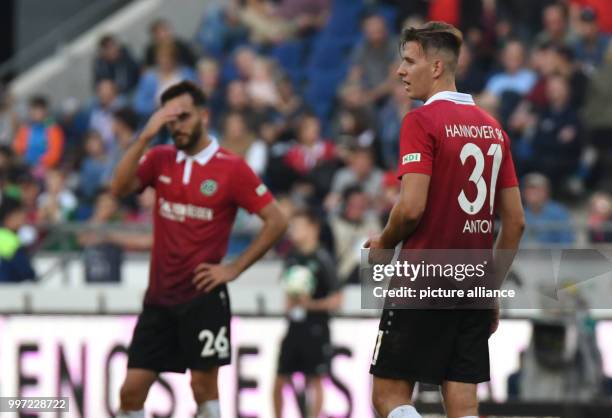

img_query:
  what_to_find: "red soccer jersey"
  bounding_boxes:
[397,91,519,250]
[136,141,274,305]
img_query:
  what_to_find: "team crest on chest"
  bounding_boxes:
[200,179,218,196]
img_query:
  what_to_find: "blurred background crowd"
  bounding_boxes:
[0,0,611,282]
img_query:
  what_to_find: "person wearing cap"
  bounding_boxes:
[521,173,575,245]
[572,7,610,71]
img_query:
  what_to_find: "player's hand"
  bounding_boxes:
[192,262,241,292]
[141,104,183,141]
[364,235,393,265]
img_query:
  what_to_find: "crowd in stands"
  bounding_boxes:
[1,0,612,282]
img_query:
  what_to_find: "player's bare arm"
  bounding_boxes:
[365,173,430,251]
[110,104,183,197]
[193,201,288,292]
[490,186,525,333]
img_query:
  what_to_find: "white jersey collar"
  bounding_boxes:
[176,138,219,166]
[424,91,475,106]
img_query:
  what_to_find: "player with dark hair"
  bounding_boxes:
[365,22,525,418]
[273,208,343,418]
[111,80,288,418]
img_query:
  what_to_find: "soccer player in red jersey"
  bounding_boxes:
[365,23,526,418]
[110,81,287,418]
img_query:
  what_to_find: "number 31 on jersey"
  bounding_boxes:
[458,143,502,216]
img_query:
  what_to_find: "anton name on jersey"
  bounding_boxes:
[463,219,492,234]
[445,124,504,141]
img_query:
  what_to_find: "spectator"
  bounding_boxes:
[58,97,88,159]
[247,58,280,107]
[102,107,139,185]
[456,43,487,96]
[85,79,126,149]
[196,58,224,128]
[37,169,78,224]
[329,186,381,283]
[569,0,612,34]
[587,192,612,242]
[349,14,397,105]
[284,113,336,176]
[221,112,268,175]
[325,146,383,212]
[333,81,377,148]
[0,86,17,146]
[524,43,588,111]
[0,196,35,283]
[483,40,538,100]
[275,0,330,35]
[239,0,296,46]
[80,190,152,254]
[144,19,196,68]
[93,35,140,94]
[13,96,65,174]
[232,46,259,81]
[126,187,156,225]
[8,169,40,227]
[133,42,196,119]
[220,80,257,132]
[274,76,305,124]
[529,74,582,189]
[521,173,575,245]
[378,80,414,169]
[534,2,575,47]
[582,43,612,179]
[572,7,610,73]
[78,191,145,282]
[194,1,249,58]
[78,131,109,208]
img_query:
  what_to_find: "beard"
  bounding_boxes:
[172,121,202,152]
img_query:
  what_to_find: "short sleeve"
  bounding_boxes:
[497,132,519,189]
[232,158,274,214]
[136,147,162,191]
[396,113,434,178]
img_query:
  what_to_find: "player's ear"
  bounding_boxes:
[431,58,444,79]
[200,108,210,125]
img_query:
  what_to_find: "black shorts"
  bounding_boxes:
[127,288,231,373]
[278,321,332,376]
[369,309,494,385]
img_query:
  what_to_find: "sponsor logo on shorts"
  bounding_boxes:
[402,153,421,165]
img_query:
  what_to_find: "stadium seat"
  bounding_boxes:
[308,40,350,69]
[271,40,306,71]
[304,67,348,125]
[271,40,308,88]
[321,0,364,43]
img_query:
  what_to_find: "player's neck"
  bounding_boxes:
[425,80,458,102]
[185,134,212,156]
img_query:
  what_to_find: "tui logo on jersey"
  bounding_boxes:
[200,179,218,196]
